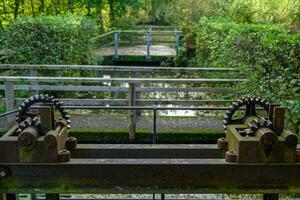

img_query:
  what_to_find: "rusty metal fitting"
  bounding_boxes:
[282,131,298,148]
[257,128,277,151]
[44,134,57,148]
[65,137,77,150]
[217,137,228,150]
[225,150,238,163]
[296,150,300,162]
[17,127,38,151]
[58,150,71,162]
[55,119,68,130]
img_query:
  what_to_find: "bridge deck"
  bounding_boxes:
[95,45,176,57]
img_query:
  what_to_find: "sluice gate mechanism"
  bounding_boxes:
[0,95,300,200]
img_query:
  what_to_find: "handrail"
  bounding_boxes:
[0,76,246,83]
[90,31,115,41]
[0,64,240,72]
[90,28,182,59]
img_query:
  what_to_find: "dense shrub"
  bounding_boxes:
[194,17,300,133]
[195,17,237,67]
[4,15,97,65]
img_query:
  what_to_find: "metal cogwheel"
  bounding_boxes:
[223,96,270,130]
[239,117,273,137]
[15,94,71,134]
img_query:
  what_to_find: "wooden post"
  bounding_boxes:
[135,71,142,117]
[146,28,151,60]
[175,28,180,54]
[45,194,59,200]
[30,68,38,95]
[4,81,15,111]
[114,31,119,60]
[128,83,136,140]
[112,71,121,98]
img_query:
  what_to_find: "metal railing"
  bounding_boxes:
[90,28,182,59]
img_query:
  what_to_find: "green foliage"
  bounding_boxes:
[4,15,97,64]
[194,17,300,133]
[228,0,255,23]
[195,17,236,67]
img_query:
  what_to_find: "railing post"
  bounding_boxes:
[146,28,152,60]
[114,31,119,60]
[152,108,157,144]
[135,71,141,117]
[128,83,136,140]
[45,194,60,200]
[175,28,180,54]
[4,81,15,112]
[30,68,38,95]
[4,81,15,123]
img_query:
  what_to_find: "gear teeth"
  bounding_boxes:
[225,110,232,115]
[15,94,72,134]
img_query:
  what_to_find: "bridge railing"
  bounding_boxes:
[91,28,182,60]
[0,64,242,112]
[0,64,244,136]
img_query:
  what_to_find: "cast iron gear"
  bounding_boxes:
[15,94,71,134]
[239,117,273,137]
[223,96,270,130]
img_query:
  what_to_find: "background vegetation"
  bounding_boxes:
[0,0,299,133]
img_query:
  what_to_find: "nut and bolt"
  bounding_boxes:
[44,135,57,148]
[225,150,238,163]
[217,137,228,150]
[65,137,77,151]
[58,149,71,162]
[20,136,32,146]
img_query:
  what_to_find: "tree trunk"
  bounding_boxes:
[30,0,35,17]
[14,0,20,19]
[97,2,104,32]
[108,0,115,22]
[68,0,74,13]
[39,0,45,13]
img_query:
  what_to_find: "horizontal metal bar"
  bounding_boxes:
[0,64,240,72]
[0,76,246,83]
[12,98,233,106]
[0,85,233,93]
[71,144,222,159]
[120,30,182,34]
[63,106,232,111]
[0,109,18,117]
[90,31,116,40]
[2,159,300,193]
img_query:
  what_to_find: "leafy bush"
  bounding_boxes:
[195,17,236,67]
[4,15,97,65]
[194,17,300,134]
